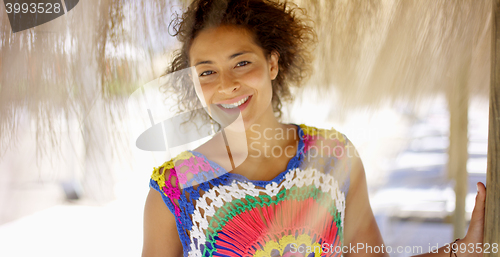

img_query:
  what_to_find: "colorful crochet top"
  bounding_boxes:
[150,124,354,257]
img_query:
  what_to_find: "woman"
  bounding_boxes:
[142,0,486,256]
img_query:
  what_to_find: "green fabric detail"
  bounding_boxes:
[202,185,344,256]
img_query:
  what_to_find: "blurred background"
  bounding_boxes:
[0,0,492,256]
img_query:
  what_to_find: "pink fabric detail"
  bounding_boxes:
[304,134,347,160]
[334,143,344,157]
[161,169,182,219]
[175,156,212,184]
[302,134,316,153]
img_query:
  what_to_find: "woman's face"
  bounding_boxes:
[189,25,279,128]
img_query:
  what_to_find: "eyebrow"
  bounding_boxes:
[194,51,251,66]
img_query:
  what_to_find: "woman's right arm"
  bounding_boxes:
[142,188,183,257]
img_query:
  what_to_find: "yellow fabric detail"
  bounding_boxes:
[151,164,168,191]
[254,240,281,257]
[177,151,194,160]
[150,151,195,191]
[253,234,322,257]
[299,124,346,145]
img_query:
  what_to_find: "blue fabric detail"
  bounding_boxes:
[188,124,305,188]
[149,178,191,256]
[213,232,242,256]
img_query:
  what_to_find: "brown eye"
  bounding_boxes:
[235,61,250,67]
[200,70,215,76]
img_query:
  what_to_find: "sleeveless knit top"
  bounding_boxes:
[149,124,354,257]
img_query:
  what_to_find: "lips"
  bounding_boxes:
[213,95,253,115]
[219,96,250,109]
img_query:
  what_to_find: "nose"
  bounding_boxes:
[218,72,240,94]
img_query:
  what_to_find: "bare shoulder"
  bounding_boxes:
[342,140,387,256]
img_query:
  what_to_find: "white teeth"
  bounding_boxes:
[220,96,249,109]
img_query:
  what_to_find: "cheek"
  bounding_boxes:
[203,87,217,104]
[195,84,216,106]
[242,67,273,96]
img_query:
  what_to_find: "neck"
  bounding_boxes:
[195,106,298,173]
[240,107,298,161]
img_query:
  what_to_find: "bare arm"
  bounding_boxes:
[142,188,183,257]
[344,152,388,257]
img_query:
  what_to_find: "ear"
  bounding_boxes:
[268,50,279,80]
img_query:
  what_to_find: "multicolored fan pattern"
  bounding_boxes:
[150,124,351,257]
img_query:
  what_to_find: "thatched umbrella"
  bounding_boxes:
[0,0,495,241]
[297,0,491,239]
[0,0,177,202]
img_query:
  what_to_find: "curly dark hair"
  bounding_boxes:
[164,0,316,126]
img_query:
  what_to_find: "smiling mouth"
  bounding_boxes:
[219,96,250,109]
